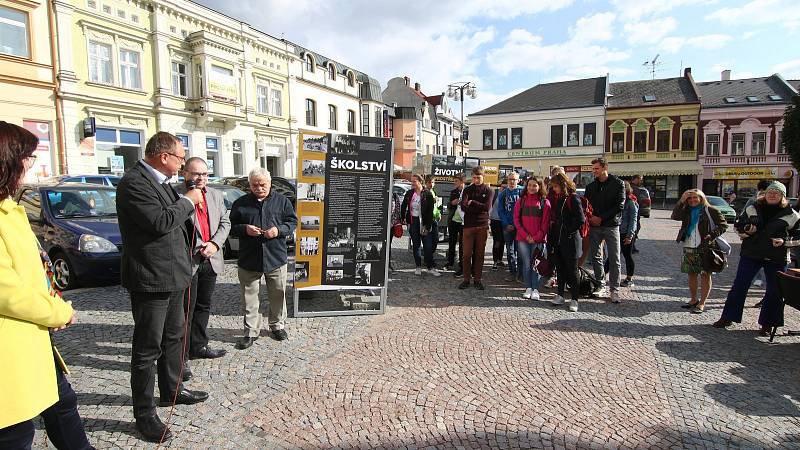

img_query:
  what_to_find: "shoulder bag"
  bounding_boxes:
[701,207,728,273]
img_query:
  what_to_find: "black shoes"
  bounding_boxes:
[182,362,192,382]
[159,388,209,406]
[190,346,227,359]
[236,336,257,350]
[458,280,470,289]
[453,270,463,278]
[136,414,172,442]
[474,281,485,290]
[272,329,288,341]
[712,319,733,329]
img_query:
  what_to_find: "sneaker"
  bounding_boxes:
[491,262,500,271]
[415,267,422,276]
[474,281,485,290]
[610,291,621,303]
[427,268,442,277]
[444,264,453,271]
[753,279,764,287]
[458,280,471,289]
[568,300,579,312]
[453,270,463,278]
[522,288,533,299]
[620,278,634,288]
[530,289,540,301]
[592,286,609,298]
[551,294,565,305]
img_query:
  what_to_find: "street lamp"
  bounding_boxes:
[447,81,477,155]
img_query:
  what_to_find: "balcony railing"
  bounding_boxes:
[700,154,792,166]
[607,150,696,161]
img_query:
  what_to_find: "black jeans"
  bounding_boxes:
[622,242,635,277]
[447,220,463,268]
[0,360,94,449]
[130,290,185,419]
[555,253,579,301]
[490,219,504,263]
[185,260,218,354]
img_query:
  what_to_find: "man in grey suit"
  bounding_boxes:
[116,132,207,443]
[175,157,230,377]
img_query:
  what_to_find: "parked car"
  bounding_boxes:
[730,196,749,216]
[55,174,122,187]
[210,183,246,259]
[15,183,121,290]
[706,195,738,224]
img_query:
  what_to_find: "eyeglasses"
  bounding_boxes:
[163,152,186,163]
[188,172,209,178]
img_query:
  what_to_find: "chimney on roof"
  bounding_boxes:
[721,70,731,81]
[414,82,421,92]
[403,76,410,86]
[684,67,692,77]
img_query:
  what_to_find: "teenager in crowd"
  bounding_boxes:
[514,176,551,300]
[548,173,585,312]
[489,179,506,271]
[459,167,494,290]
[400,175,441,277]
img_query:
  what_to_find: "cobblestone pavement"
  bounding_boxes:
[34,209,800,449]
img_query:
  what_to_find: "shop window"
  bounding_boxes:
[634,131,647,153]
[583,123,596,146]
[497,129,508,149]
[656,130,670,152]
[550,125,563,147]
[566,124,579,147]
[731,133,745,155]
[611,133,624,153]
[681,129,695,151]
[483,129,493,150]
[511,128,522,149]
[751,132,766,155]
[705,134,720,156]
[95,127,141,173]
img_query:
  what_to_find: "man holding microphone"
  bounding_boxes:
[116,132,208,443]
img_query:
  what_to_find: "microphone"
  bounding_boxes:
[186,179,204,210]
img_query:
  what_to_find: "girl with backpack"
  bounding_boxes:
[548,173,586,312]
[400,175,441,277]
[513,177,551,300]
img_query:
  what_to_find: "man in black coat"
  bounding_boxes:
[116,132,207,443]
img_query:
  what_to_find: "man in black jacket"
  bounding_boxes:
[446,174,465,274]
[230,168,297,349]
[116,132,207,443]
[584,157,626,302]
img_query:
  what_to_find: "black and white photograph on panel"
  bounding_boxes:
[300,215,321,231]
[327,226,355,249]
[333,134,358,155]
[303,134,328,153]
[299,236,320,256]
[297,183,326,202]
[326,254,344,268]
[326,270,344,282]
[302,159,325,178]
[294,261,309,283]
[356,241,384,261]
[355,263,371,286]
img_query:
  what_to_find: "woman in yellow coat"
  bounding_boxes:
[0,122,93,448]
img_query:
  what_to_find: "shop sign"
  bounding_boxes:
[563,165,581,172]
[506,149,567,158]
[712,167,776,179]
[22,120,53,178]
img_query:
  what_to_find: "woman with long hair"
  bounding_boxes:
[0,122,93,448]
[513,177,551,300]
[671,188,727,313]
[619,181,639,287]
[400,174,441,277]
[714,182,800,334]
[548,173,585,312]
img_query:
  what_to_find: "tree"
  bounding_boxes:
[785,94,800,171]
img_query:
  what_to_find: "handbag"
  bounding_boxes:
[392,223,403,238]
[705,208,732,255]
[532,245,553,277]
[701,207,727,273]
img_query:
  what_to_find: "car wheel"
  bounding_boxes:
[51,251,78,291]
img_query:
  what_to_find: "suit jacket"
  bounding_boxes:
[116,161,195,292]
[0,198,74,429]
[175,184,231,275]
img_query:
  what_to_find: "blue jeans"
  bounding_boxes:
[409,217,435,269]
[721,255,787,327]
[517,241,544,290]
[503,228,518,275]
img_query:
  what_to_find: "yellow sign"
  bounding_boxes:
[483,164,499,185]
[712,167,776,179]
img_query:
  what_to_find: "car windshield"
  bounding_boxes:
[47,188,117,218]
[707,196,728,207]
[218,187,245,209]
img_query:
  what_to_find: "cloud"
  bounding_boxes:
[623,17,677,45]
[774,59,800,78]
[659,34,733,53]
[611,0,714,20]
[706,0,800,30]
[570,12,616,42]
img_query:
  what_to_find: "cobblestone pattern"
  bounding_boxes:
[33,210,800,449]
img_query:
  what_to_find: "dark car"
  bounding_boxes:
[210,183,246,259]
[15,183,121,290]
[56,174,122,187]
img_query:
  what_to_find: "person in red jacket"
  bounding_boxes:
[458,166,494,290]
[513,177,551,300]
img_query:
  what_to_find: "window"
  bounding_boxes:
[497,129,508,149]
[131,14,139,23]
[566,124,579,147]
[769,95,783,101]
[95,127,142,173]
[746,96,759,103]
[206,137,219,177]
[102,4,111,13]
[611,133,625,153]
[705,134,720,156]
[329,104,337,130]
[483,129,493,150]
[117,9,125,19]
[752,132,766,155]
[256,85,268,114]
[305,99,316,126]
[88,41,113,84]
[304,54,314,72]
[171,61,187,96]
[374,106,382,137]
[170,26,176,33]
[87,0,97,8]
[634,131,647,152]
[656,130,670,151]
[347,71,355,87]
[511,128,522,149]
[643,94,656,102]
[550,125,563,147]
[176,134,190,151]
[328,63,336,80]
[361,104,370,135]
[681,129,695,151]
[18,189,41,219]
[778,131,786,154]
[181,30,187,38]
[0,6,29,58]
[731,133,745,155]
[583,123,596,146]
[119,49,141,89]
[232,140,243,176]
[347,110,356,133]
[270,88,282,116]
[724,97,737,104]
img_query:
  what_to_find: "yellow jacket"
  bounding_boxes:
[0,198,73,429]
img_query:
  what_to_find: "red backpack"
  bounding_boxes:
[567,194,593,238]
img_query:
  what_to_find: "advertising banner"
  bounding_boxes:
[22,120,53,179]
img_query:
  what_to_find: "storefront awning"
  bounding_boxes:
[611,161,702,177]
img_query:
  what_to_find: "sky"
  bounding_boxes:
[196,0,800,116]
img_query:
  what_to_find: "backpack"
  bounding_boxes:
[566,194,593,238]
[570,266,602,298]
